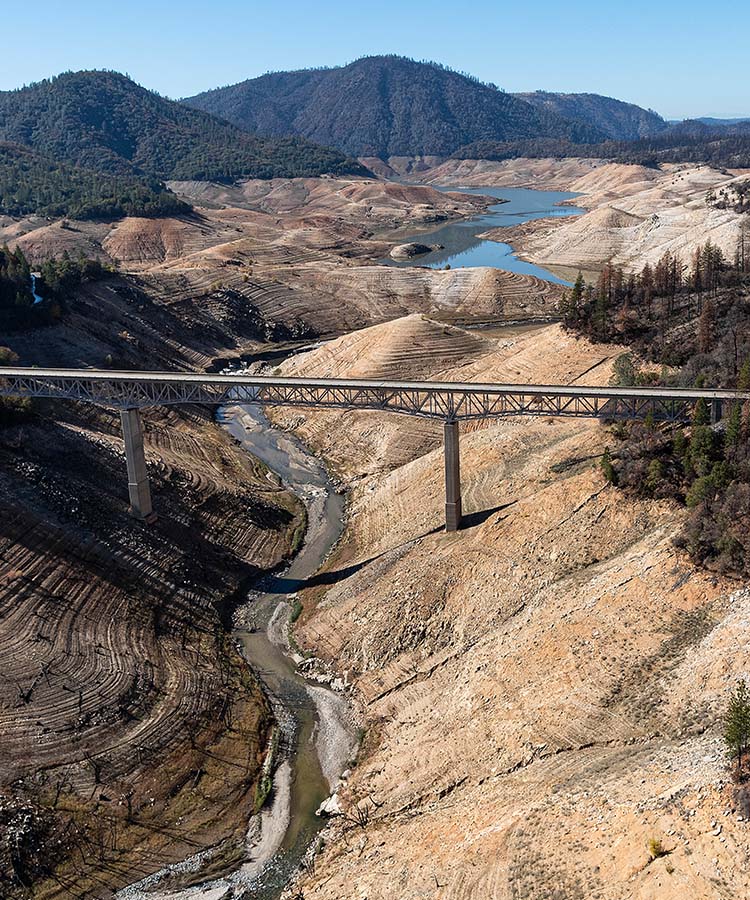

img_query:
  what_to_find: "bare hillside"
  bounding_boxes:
[423,158,750,271]
[275,319,749,900]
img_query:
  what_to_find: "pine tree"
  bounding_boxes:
[562,271,585,326]
[724,679,750,776]
[726,402,743,450]
[600,447,617,484]
[738,358,750,391]
[693,398,710,426]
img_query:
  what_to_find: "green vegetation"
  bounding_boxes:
[0,70,368,219]
[648,837,668,860]
[724,679,750,775]
[514,91,668,141]
[0,245,106,331]
[565,240,750,577]
[600,447,617,485]
[0,346,32,424]
[453,122,750,170]
[289,598,304,624]
[253,726,280,813]
[184,55,603,159]
[0,142,190,220]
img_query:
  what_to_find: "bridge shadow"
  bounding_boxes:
[460,500,516,529]
[258,557,380,596]
[258,501,513,596]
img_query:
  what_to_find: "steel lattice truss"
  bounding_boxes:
[1,368,747,423]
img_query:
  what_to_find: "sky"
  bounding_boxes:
[1,0,747,119]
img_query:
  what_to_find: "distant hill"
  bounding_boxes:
[0,142,190,220]
[453,124,750,170]
[0,71,368,184]
[513,91,668,140]
[694,116,750,126]
[184,56,605,158]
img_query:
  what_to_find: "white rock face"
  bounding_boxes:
[316,792,343,816]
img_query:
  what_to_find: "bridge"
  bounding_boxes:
[1,367,747,531]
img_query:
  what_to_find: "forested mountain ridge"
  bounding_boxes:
[0,142,190,219]
[513,91,668,140]
[183,55,605,158]
[452,126,750,170]
[0,71,368,183]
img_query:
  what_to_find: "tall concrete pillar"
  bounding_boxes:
[120,408,155,522]
[444,420,462,532]
[710,398,723,425]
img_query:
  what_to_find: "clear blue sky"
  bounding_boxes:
[1,0,747,119]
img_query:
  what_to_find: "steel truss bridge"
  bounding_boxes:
[1,368,747,531]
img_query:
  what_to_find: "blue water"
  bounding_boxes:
[30,273,43,305]
[383,186,583,285]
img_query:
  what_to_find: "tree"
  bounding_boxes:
[725,402,743,450]
[561,271,585,326]
[645,459,665,496]
[611,352,638,386]
[698,299,715,354]
[738,358,750,391]
[724,679,750,776]
[693,398,710,426]
[601,447,617,484]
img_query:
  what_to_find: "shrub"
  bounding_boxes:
[600,447,617,484]
[648,838,668,859]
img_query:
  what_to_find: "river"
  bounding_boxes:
[382,186,583,285]
[117,403,356,900]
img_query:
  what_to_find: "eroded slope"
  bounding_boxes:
[278,319,748,900]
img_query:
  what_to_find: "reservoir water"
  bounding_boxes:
[383,186,583,285]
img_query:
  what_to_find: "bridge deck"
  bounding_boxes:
[0,366,746,401]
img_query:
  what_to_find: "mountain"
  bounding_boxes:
[513,91,668,140]
[183,56,605,159]
[694,116,750,126]
[0,71,368,184]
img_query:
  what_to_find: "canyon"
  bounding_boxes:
[2,150,750,900]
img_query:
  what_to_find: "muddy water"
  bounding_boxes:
[219,403,351,897]
[117,404,353,900]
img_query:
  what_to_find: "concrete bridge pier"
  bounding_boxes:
[711,399,723,425]
[121,408,156,522]
[444,419,462,532]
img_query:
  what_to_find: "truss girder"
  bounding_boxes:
[0,373,731,424]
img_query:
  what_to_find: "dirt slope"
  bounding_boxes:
[275,319,748,900]
[0,401,303,897]
[0,286,306,895]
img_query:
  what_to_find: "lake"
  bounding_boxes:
[382,186,583,285]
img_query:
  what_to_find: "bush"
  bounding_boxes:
[648,838,668,860]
